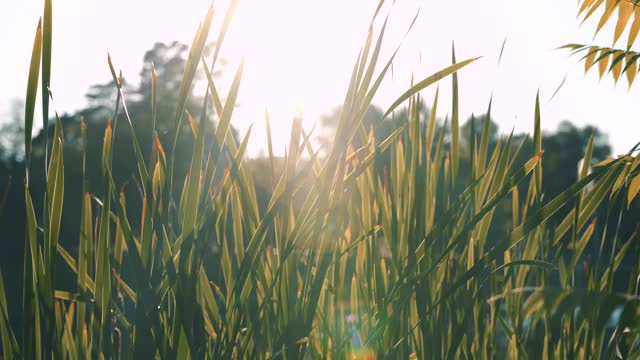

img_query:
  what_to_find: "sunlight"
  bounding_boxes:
[232,0,310,114]
[225,0,372,136]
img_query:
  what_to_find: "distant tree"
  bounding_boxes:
[64,41,238,199]
[460,113,500,167]
[498,121,614,255]
[316,105,385,152]
[0,99,26,161]
[461,114,499,146]
[315,99,437,170]
[0,41,241,337]
[542,121,610,201]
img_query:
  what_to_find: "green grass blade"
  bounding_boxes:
[41,0,52,153]
[0,269,19,359]
[24,188,43,359]
[24,19,42,183]
[451,44,460,187]
[210,0,240,67]
[533,92,542,199]
[106,60,150,194]
[174,3,214,128]
[182,103,208,237]
[360,10,420,126]
[150,63,157,167]
[382,52,478,122]
[215,60,244,147]
[92,120,114,358]
[46,117,64,283]
[201,57,223,117]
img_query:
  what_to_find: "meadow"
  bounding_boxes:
[1,0,640,359]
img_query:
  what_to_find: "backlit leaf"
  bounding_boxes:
[628,173,640,207]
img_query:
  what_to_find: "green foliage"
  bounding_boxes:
[1,1,640,359]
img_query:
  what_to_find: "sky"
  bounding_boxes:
[1,0,639,156]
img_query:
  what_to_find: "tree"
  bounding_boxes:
[0,41,238,337]
[0,99,26,161]
[460,113,500,159]
[316,105,385,152]
[542,121,610,196]
[318,98,443,147]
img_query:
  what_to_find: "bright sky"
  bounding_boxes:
[1,0,638,156]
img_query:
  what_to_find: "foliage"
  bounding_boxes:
[564,0,640,86]
[1,0,640,359]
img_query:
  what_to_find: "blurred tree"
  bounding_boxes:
[542,121,610,202]
[0,99,26,161]
[505,121,611,225]
[316,105,385,152]
[461,114,499,149]
[0,40,239,336]
[316,98,437,173]
[69,41,238,201]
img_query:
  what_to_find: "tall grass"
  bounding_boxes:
[2,0,640,358]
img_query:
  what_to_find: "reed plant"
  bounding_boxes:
[1,0,640,358]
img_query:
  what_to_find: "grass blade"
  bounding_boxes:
[24,19,42,183]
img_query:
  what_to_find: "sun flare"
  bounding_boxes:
[224,0,372,136]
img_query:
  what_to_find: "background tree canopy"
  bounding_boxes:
[0,40,238,335]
